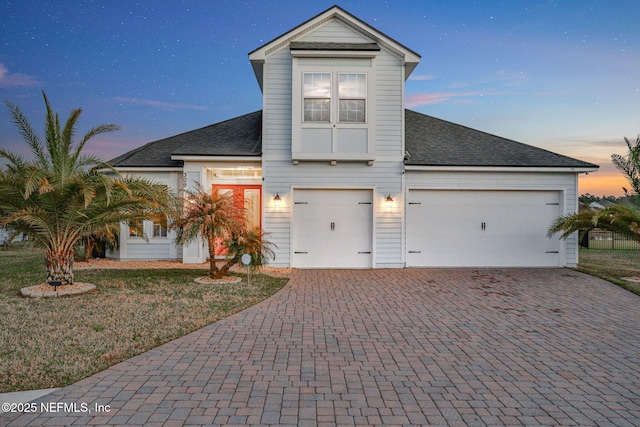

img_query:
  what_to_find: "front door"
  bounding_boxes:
[213,185,262,256]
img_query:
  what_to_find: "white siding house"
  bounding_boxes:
[109,6,597,268]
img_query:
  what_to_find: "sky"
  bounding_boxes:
[1,0,638,197]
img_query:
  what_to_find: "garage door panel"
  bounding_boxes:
[407,190,561,267]
[293,189,372,268]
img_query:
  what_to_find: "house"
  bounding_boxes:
[108,5,598,268]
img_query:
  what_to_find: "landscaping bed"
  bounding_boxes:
[0,243,288,393]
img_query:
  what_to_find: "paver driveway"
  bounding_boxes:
[3,268,640,426]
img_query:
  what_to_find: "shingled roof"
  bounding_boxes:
[109,109,596,170]
[405,109,597,168]
[109,111,262,168]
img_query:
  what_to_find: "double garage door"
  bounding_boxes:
[406,190,562,267]
[291,189,562,268]
[292,189,373,268]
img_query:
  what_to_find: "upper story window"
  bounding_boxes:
[338,73,366,123]
[303,73,331,122]
[290,43,379,162]
[303,72,366,123]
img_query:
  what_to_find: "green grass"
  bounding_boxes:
[0,243,288,393]
[577,248,640,295]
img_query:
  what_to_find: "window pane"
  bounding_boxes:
[338,73,366,122]
[153,224,167,237]
[303,73,331,97]
[303,73,331,122]
[153,216,167,237]
[339,99,365,122]
[339,73,366,98]
[304,99,330,122]
[129,220,144,237]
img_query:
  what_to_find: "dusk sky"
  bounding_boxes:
[1,1,638,196]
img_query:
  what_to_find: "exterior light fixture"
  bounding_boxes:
[386,194,393,208]
[274,193,281,207]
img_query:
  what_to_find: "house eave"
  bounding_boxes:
[404,165,599,173]
[290,49,379,59]
[112,166,184,172]
[170,155,262,163]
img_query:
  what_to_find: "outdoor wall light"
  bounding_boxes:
[386,194,394,208]
[274,193,281,207]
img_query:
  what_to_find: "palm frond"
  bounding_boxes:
[0,148,27,171]
[612,135,640,202]
[5,99,48,168]
[549,205,640,242]
[77,124,120,154]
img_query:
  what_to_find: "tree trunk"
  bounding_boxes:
[45,248,75,286]
[207,237,222,279]
[216,257,239,278]
[83,237,95,262]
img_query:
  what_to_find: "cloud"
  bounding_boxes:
[113,97,208,111]
[544,136,629,153]
[0,64,41,88]
[408,74,438,81]
[405,91,485,107]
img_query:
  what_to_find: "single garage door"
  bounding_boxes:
[406,190,562,267]
[292,189,373,268]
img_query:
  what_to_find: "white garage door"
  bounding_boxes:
[292,189,373,268]
[406,190,562,267]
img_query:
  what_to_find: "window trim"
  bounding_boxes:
[338,72,367,123]
[302,71,367,124]
[303,72,332,123]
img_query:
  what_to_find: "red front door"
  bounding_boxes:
[213,185,262,256]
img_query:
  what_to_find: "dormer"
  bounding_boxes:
[249,6,421,164]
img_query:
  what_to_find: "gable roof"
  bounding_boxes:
[109,109,597,171]
[249,5,421,90]
[108,111,261,168]
[404,109,598,169]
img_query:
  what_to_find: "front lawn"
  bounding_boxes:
[577,248,640,295]
[0,243,288,393]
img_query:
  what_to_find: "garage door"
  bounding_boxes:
[406,190,562,267]
[292,189,373,268]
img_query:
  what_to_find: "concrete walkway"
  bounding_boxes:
[2,268,640,426]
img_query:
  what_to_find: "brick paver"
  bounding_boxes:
[2,268,640,426]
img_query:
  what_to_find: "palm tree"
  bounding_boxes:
[548,204,640,242]
[611,134,640,207]
[0,91,178,286]
[549,134,640,242]
[172,186,275,279]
